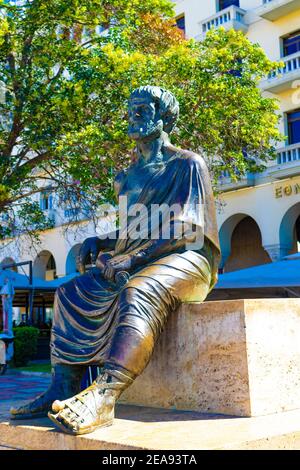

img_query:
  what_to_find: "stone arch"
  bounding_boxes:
[279,202,300,255]
[65,243,82,275]
[0,257,18,272]
[219,213,250,264]
[219,214,271,273]
[33,250,57,280]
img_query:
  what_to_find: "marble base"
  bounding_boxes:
[120,299,300,417]
[2,406,300,450]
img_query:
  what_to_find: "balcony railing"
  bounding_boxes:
[270,50,300,78]
[276,143,300,165]
[260,50,300,92]
[264,143,300,179]
[217,144,300,189]
[218,171,255,191]
[198,5,248,38]
[256,0,300,21]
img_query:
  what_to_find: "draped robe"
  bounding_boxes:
[51,151,220,366]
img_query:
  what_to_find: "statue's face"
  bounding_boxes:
[128,95,163,142]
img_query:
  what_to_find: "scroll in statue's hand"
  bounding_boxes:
[101,254,133,281]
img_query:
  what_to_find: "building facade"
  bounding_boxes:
[175,0,300,272]
[1,0,300,302]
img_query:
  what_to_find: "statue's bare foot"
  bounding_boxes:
[48,380,121,435]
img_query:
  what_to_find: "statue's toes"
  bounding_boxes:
[56,409,79,431]
[59,407,76,425]
[51,400,65,412]
[48,392,98,435]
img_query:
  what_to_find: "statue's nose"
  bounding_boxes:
[129,113,141,124]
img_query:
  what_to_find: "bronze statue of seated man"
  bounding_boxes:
[10,86,220,435]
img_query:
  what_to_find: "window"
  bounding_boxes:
[287,109,300,145]
[175,14,185,34]
[218,0,240,11]
[283,30,300,57]
[40,191,53,211]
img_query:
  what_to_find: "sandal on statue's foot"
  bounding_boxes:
[10,393,56,420]
[10,364,85,420]
[48,380,124,435]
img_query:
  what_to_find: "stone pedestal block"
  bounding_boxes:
[120,299,300,417]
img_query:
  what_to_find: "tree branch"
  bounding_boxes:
[19,152,52,170]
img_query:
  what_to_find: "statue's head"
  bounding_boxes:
[128,86,179,142]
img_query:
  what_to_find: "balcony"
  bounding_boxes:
[276,142,300,164]
[217,144,300,191]
[260,50,300,92]
[268,143,300,178]
[218,171,255,192]
[256,0,300,21]
[197,5,248,39]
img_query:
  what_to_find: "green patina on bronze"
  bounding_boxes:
[11,86,220,435]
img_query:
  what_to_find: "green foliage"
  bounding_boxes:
[157,29,283,184]
[12,326,39,367]
[14,362,51,373]
[0,1,283,239]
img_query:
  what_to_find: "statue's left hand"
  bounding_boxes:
[102,254,133,281]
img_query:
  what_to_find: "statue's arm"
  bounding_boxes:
[77,231,119,273]
[130,221,200,271]
[101,223,195,280]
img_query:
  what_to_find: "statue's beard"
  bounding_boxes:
[128,119,163,142]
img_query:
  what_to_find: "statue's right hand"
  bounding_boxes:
[77,237,103,274]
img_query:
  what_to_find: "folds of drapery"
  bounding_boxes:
[115,153,220,276]
[51,153,220,366]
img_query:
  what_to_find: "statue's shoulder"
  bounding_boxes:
[114,169,128,195]
[166,146,208,170]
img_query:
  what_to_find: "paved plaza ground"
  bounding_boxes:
[0,369,51,420]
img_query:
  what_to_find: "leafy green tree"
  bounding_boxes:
[0,0,282,243]
[159,28,283,184]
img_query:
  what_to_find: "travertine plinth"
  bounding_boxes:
[3,406,300,450]
[121,299,300,417]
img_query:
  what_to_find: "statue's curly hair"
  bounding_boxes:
[129,86,179,134]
